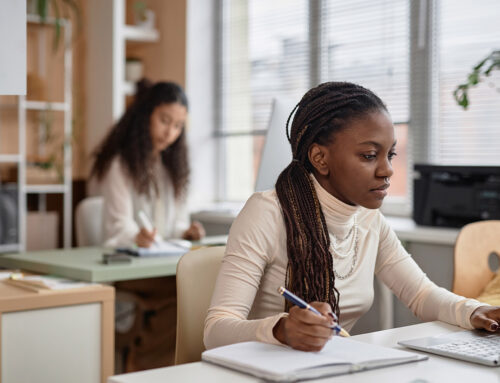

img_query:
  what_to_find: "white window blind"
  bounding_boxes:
[219,0,411,202]
[321,0,410,123]
[434,0,500,165]
[219,0,309,200]
[321,0,410,199]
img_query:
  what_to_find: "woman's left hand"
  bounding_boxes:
[470,306,500,332]
[182,221,206,241]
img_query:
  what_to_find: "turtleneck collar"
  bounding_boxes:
[311,174,360,225]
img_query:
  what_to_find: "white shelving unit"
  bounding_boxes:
[0,14,72,252]
[87,0,159,172]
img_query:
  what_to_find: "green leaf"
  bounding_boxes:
[37,0,48,21]
[52,0,62,51]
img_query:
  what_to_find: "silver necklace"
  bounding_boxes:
[331,215,359,280]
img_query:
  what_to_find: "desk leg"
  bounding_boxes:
[101,297,115,383]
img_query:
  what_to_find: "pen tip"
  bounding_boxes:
[278,286,285,294]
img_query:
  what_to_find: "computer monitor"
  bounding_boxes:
[255,98,296,192]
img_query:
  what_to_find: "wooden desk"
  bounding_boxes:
[0,281,114,383]
[107,321,499,383]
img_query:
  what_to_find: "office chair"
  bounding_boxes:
[174,246,225,365]
[75,196,104,246]
[452,220,500,298]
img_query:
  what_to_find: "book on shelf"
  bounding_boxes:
[202,337,427,382]
[4,274,98,293]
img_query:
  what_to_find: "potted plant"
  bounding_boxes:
[453,50,500,109]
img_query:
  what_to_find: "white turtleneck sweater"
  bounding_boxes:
[204,176,483,350]
[101,157,190,247]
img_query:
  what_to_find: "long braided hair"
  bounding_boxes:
[275,82,387,318]
[91,79,190,199]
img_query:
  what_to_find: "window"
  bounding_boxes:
[219,0,410,204]
[321,1,410,199]
[433,0,500,165]
[217,1,500,212]
[218,0,309,201]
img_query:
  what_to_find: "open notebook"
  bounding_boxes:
[116,239,191,258]
[202,338,427,382]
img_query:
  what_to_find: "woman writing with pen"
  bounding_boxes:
[91,79,205,248]
[204,82,500,352]
[91,79,204,369]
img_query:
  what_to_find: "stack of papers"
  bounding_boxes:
[117,239,191,258]
[5,275,97,293]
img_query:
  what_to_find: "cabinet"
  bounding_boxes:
[0,281,114,383]
[0,14,73,252]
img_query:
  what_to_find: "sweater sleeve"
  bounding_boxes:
[101,159,140,248]
[204,193,287,349]
[375,213,484,329]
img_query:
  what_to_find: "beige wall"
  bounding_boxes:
[126,0,187,88]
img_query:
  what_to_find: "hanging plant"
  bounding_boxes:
[453,50,500,110]
[29,0,82,51]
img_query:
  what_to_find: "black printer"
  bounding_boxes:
[413,164,500,228]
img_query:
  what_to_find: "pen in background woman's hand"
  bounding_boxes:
[135,227,157,248]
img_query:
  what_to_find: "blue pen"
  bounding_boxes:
[278,286,350,337]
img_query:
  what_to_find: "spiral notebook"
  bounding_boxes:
[202,338,427,382]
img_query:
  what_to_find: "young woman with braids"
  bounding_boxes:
[91,79,204,369]
[204,81,500,352]
[92,79,204,247]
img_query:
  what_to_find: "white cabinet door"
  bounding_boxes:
[2,303,102,383]
[0,0,26,95]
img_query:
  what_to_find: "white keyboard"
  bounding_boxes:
[399,330,500,366]
[428,335,500,365]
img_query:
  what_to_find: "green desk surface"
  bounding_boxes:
[0,247,181,283]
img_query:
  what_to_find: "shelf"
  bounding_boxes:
[24,184,68,194]
[123,25,159,42]
[24,101,69,112]
[0,154,21,163]
[0,243,20,254]
[27,14,69,26]
[123,81,135,96]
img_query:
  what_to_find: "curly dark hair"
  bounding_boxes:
[275,82,387,319]
[91,79,190,199]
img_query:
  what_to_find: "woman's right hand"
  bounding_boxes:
[273,302,335,352]
[135,227,157,248]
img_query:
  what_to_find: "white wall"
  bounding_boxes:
[0,0,26,95]
[186,0,218,208]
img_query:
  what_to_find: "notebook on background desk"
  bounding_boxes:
[202,337,427,382]
[116,239,191,257]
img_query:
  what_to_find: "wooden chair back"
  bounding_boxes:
[453,220,500,298]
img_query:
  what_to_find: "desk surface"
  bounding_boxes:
[0,237,228,283]
[108,321,499,383]
[0,247,181,283]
